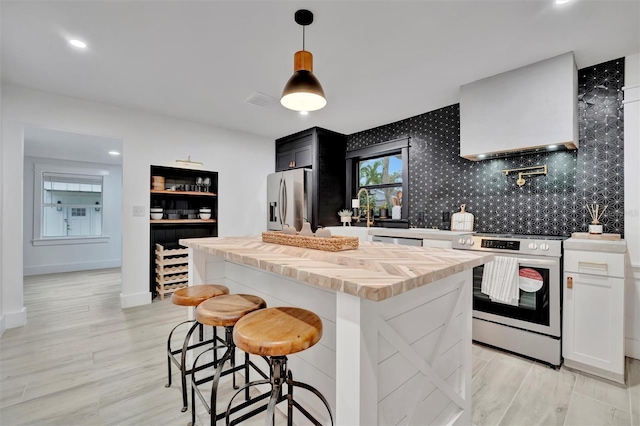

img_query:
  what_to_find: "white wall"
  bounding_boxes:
[1,84,273,328]
[23,156,123,276]
[624,53,640,359]
[0,2,4,336]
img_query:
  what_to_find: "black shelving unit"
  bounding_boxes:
[149,165,218,299]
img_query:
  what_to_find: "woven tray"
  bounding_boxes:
[262,231,359,252]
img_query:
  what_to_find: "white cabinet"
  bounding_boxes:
[563,240,627,384]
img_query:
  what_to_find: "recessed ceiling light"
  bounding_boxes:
[299,111,309,116]
[478,154,487,159]
[108,151,120,156]
[555,0,571,4]
[69,39,87,49]
[548,145,558,149]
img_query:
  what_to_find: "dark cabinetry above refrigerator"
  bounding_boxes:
[276,132,313,171]
[275,127,347,229]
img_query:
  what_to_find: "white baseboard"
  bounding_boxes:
[23,259,121,276]
[626,337,640,360]
[0,315,5,337]
[120,291,151,308]
[4,307,27,329]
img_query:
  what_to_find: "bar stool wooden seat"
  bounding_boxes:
[226,307,333,426]
[172,285,229,306]
[191,294,270,426]
[166,284,229,412]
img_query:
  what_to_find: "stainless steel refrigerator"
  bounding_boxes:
[267,169,312,231]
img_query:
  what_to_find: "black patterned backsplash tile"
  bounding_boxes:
[347,58,624,237]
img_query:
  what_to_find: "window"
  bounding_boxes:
[33,164,110,245]
[346,137,410,218]
[358,154,403,210]
[42,172,103,237]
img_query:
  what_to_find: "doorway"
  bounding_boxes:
[22,126,123,278]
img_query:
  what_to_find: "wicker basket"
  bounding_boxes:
[262,231,359,252]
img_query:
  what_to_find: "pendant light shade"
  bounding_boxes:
[281,10,327,112]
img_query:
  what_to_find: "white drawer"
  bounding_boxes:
[564,250,625,278]
[422,239,452,249]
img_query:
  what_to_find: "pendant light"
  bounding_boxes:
[281,9,327,112]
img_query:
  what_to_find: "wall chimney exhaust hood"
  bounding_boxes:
[460,52,578,161]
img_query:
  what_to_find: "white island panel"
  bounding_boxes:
[183,236,491,425]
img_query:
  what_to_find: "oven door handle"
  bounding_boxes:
[516,258,557,267]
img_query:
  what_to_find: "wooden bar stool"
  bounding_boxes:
[191,294,271,426]
[166,284,229,412]
[226,307,333,426]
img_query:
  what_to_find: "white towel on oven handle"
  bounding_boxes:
[481,256,520,306]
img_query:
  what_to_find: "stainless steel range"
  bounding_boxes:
[452,233,566,367]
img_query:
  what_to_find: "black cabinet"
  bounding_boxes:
[149,165,218,298]
[275,127,347,229]
[275,132,313,171]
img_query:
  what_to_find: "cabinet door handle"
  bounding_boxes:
[567,276,573,289]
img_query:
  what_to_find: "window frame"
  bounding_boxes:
[346,136,410,219]
[33,163,110,246]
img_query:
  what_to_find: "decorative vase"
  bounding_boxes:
[379,208,388,219]
[392,206,402,220]
[340,216,352,227]
[315,228,332,238]
[589,224,603,235]
[299,222,314,236]
[282,225,297,235]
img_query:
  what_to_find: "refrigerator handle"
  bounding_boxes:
[280,177,287,226]
[278,178,283,226]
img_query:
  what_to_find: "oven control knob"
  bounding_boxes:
[457,238,466,245]
[540,243,550,251]
[466,238,474,246]
[528,243,538,250]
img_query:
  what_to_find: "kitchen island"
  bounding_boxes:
[180,236,493,425]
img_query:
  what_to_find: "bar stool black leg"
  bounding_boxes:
[213,326,219,364]
[231,346,238,390]
[166,351,173,388]
[264,383,281,426]
[244,352,250,400]
[225,356,333,426]
[191,378,197,426]
[166,319,195,389]
[180,321,201,412]
[287,371,294,426]
[210,328,234,426]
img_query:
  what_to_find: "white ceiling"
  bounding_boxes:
[24,126,123,166]
[2,1,639,140]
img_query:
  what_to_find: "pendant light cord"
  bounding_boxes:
[302,25,306,51]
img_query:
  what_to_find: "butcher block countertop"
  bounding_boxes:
[180,236,493,301]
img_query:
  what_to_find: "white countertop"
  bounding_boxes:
[564,237,627,253]
[367,227,473,241]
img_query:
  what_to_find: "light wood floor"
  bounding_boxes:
[472,344,639,426]
[1,268,638,425]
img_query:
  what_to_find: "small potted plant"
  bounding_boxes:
[338,209,353,227]
[379,202,391,219]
